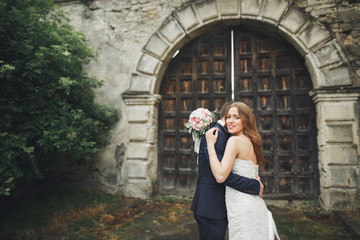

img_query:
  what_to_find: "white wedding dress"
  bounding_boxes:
[226,159,280,240]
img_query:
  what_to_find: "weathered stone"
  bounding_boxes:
[321,188,358,210]
[325,124,354,143]
[128,106,150,123]
[126,160,148,178]
[175,4,199,32]
[241,0,262,16]
[312,40,343,68]
[326,145,358,165]
[115,143,126,170]
[218,0,239,16]
[104,172,119,185]
[128,74,154,93]
[129,125,148,141]
[144,33,169,59]
[159,17,185,43]
[304,51,322,87]
[124,178,151,199]
[261,0,289,22]
[306,52,353,88]
[320,65,352,86]
[311,92,360,148]
[322,102,356,121]
[277,6,312,55]
[298,22,331,49]
[195,0,219,22]
[127,143,150,159]
[95,166,122,194]
[136,53,160,75]
[325,166,358,188]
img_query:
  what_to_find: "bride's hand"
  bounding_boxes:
[206,128,218,145]
[256,176,264,198]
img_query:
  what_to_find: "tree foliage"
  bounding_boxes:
[0,0,118,195]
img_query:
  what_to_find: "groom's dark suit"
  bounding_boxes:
[191,121,260,240]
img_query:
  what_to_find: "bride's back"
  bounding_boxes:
[231,135,257,165]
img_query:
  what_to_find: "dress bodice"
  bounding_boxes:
[232,159,258,179]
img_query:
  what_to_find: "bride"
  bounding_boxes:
[205,102,280,240]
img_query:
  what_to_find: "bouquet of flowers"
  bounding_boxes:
[186,108,217,154]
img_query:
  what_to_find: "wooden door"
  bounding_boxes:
[158,30,231,195]
[233,27,318,199]
[158,27,318,199]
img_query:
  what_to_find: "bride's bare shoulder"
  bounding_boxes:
[229,135,250,142]
[228,135,252,146]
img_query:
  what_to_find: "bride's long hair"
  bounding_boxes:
[226,102,265,170]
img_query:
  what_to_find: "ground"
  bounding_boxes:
[0,189,359,240]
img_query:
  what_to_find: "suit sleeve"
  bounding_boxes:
[222,172,260,195]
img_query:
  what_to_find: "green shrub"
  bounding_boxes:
[0,0,118,195]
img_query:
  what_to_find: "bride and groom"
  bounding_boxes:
[191,101,280,240]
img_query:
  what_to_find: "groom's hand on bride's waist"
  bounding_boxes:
[256,176,264,198]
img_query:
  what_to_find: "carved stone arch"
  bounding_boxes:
[122,0,358,209]
[124,0,353,96]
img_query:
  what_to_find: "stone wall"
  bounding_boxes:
[295,0,360,210]
[57,0,188,196]
[56,0,360,209]
[295,0,360,83]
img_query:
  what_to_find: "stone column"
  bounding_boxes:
[311,90,360,210]
[122,93,162,199]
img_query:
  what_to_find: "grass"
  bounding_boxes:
[0,188,358,240]
[275,215,354,240]
[269,205,357,240]
[0,188,116,239]
[0,188,192,240]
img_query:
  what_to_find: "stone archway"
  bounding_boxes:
[125,0,353,94]
[122,0,358,210]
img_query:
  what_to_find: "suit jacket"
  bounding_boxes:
[191,122,260,219]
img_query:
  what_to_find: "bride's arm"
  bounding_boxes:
[206,128,238,183]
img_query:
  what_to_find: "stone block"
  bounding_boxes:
[321,188,358,210]
[136,53,160,75]
[321,65,352,86]
[304,52,322,87]
[128,74,153,93]
[129,125,148,141]
[325,166,358,188]
[325,124,353,143]
[261,0,289,22]
[175,4,200,32]
[298,22,331,49]
[146,124,158,144]
[218,0,239,16]
[241,0,262,16]
[195,0,219,22]
[128,106,150,123]
[159,18,185,43]
[124,178,151,199]
[322,102,355,121]
[127,160,147,178]
[326,145,358,165]
[312,40,342,68]
[104,172,120,185]
[99,166,122,185]
[127,143,150,159]
[144,33,169,59]
[279,5,308,34]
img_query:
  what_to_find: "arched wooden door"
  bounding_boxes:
[158,27,318,199]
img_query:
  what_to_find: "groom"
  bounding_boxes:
[191,101,264,240]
